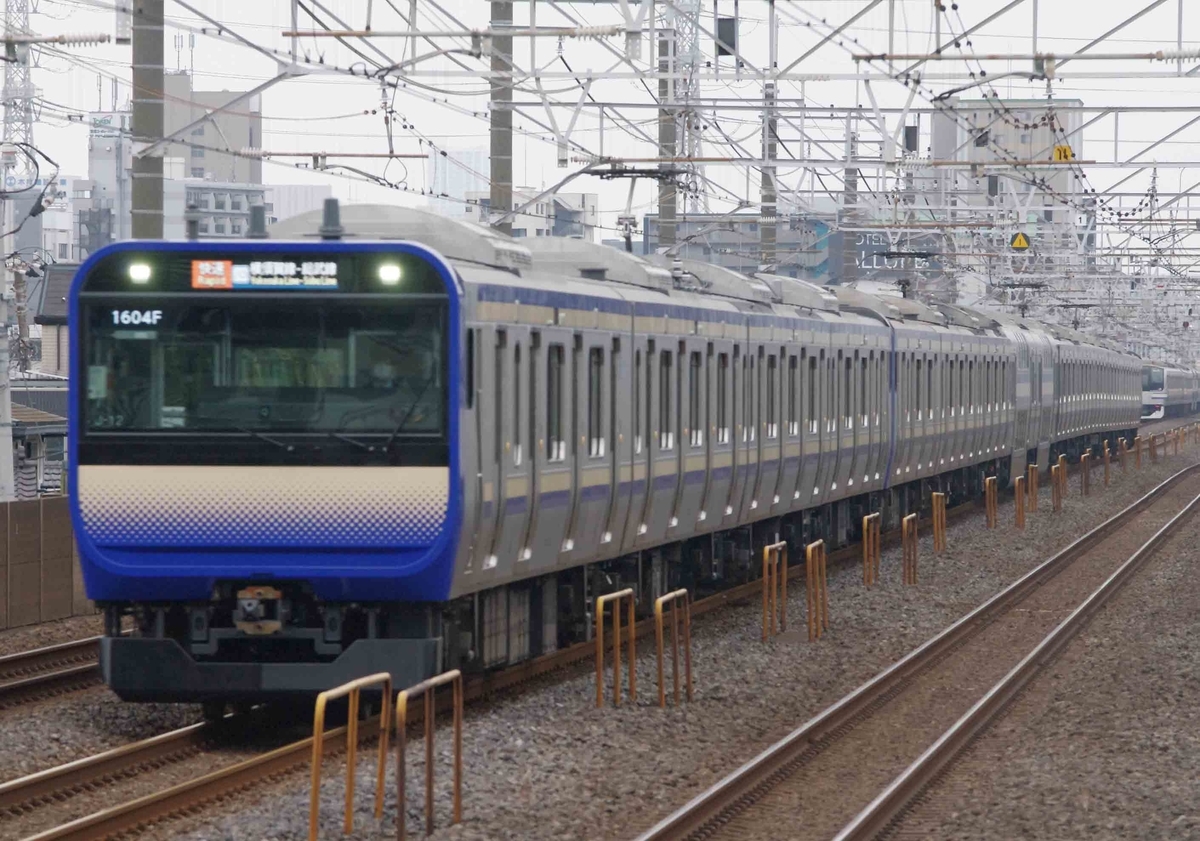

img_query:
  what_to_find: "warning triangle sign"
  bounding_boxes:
[1011,232,1031,251]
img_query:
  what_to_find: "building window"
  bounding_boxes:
[214,194,227,210]
[512,228,526,238]
[191,167,205,178]
[57,243,69,260]
[231,222,243,235]
[191,125,205,136]
[214,220,226,234]
[198,219,209,233]
[186,190,199,205]
[191,145,204,157]
[231,195,243,211]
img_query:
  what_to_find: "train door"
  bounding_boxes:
[620,337,652,550]
[754,346,783,513]
[527,330,574,571]
[601,330,634,558]
[640,341,681,543]
[735,346,763,521]
[798,343,822,505]
[671,339,707,538]
[865,340,886,489]
[723,340,747,525]
[815,344,837,502]
[701,340,735,525]
[563,334,615,563]
[775,344,802,511]
[487,325,535,572]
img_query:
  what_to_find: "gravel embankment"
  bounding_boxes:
[0,613,105,658]
[891,480,1200,840]
[133,449,1200,841]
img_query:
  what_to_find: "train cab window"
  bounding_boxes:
[588,347,604,457]
[689,351,704,447]
[766,354,778,439]
[788,355,799,436]
[514,343,523,465]
[659,350,674,450]
[547,344,565,461]
[717,352,730,443]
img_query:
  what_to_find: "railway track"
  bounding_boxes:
[635,462,1200,841]
[0,639,101,711]
[1,422,1191,839]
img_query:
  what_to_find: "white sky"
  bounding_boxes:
[22,0,1200,237]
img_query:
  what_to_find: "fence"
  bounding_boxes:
[309,672,393,840]
[806,540,828,641]
[654,590,693,708]
[862,513,881,585]
[762,541,788,642]
[0,496,91,631]
[396,670,464,841]
[932,492,947,553]
[902,513,918,585]
[595,589,636,707]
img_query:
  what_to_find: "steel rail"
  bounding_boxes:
[634,462,1200,841]
[0,637,100,682]
[836,469,1200,840]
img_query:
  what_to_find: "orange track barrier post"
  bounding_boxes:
[1057,455,1068,495]
[1151,435,1159,463]
[1014,476,1026,530]
[595,589,636,707]
[1051,464,1063,513]
[309,672,393,841]
[1103,442,1110,487]
[396,670,463,841]
[984,477,998,529]
[1027,464,1038,511]
[1081,452,1090,497]
[805,540,828,641]
[654,589,693,708]
[862,512,882,585]
[1119,439,1127,472]
[932,492,947,553]
[902,513,918,585]
[1135,436,1143,469]
[761,541,788,641]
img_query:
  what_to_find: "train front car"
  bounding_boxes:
[1141,365,1166,420]
[70,239,459,708]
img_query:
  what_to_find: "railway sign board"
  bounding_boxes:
[1011,232,1031,251]
[1053,144,1074,162]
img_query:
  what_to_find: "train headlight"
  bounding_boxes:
[378,263,402,285]
[128,262,152,283]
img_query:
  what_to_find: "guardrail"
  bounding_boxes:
[309,672,393,841]
[654,589,693,708]
[396,669,463,841]
[932,493,947,553]
[762,541,788,642]
[595,588,636,707]
[806,540,828,642]
[902,513,918,585]
[1014,476,1026,530]
[862,513,881,585]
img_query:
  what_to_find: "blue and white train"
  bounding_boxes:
[70,203,1143,714]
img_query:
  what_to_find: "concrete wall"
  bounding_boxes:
[0,496,92,630]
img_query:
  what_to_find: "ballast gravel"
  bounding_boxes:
[892,477,1200,840]
[128,445,1200,841]
[0,613,105,658]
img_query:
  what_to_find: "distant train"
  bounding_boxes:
[71,202,1144,716]
[1140,364,1200,420]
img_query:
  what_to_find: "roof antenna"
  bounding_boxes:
[184,203,201,240]
[319,197,344,240]
[246,204,268,239]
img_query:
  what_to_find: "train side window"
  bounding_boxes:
[809,353,819,433]
[659,350,674,450]
[690,351,704,447]
[588,347,604,457]
[787,355,799,436]
[634,349,643,454]
[717,352,730,443]
[547,344,565,461]
[513,343,523,465]
[766,354,778,438]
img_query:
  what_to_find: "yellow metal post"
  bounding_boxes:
[655,589,693,708]
[902,513,918,585]
[1027,464,1038,511]
[396,670,463,841]
[595,588,636,707]
[932,492,947,553]
[1014,476,1026,530]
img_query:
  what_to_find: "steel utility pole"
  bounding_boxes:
[490,1,513,236]
[131,0,164,238]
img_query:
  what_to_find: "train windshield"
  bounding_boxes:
[84,300,445,435]
[1142,366,1165,391]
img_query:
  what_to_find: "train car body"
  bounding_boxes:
[70,205,1143,710]
[1141,364,1200,420]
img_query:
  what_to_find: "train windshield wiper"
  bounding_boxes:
[384,372,439,449]
[326,432,379,451]
[233,426,296,452]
